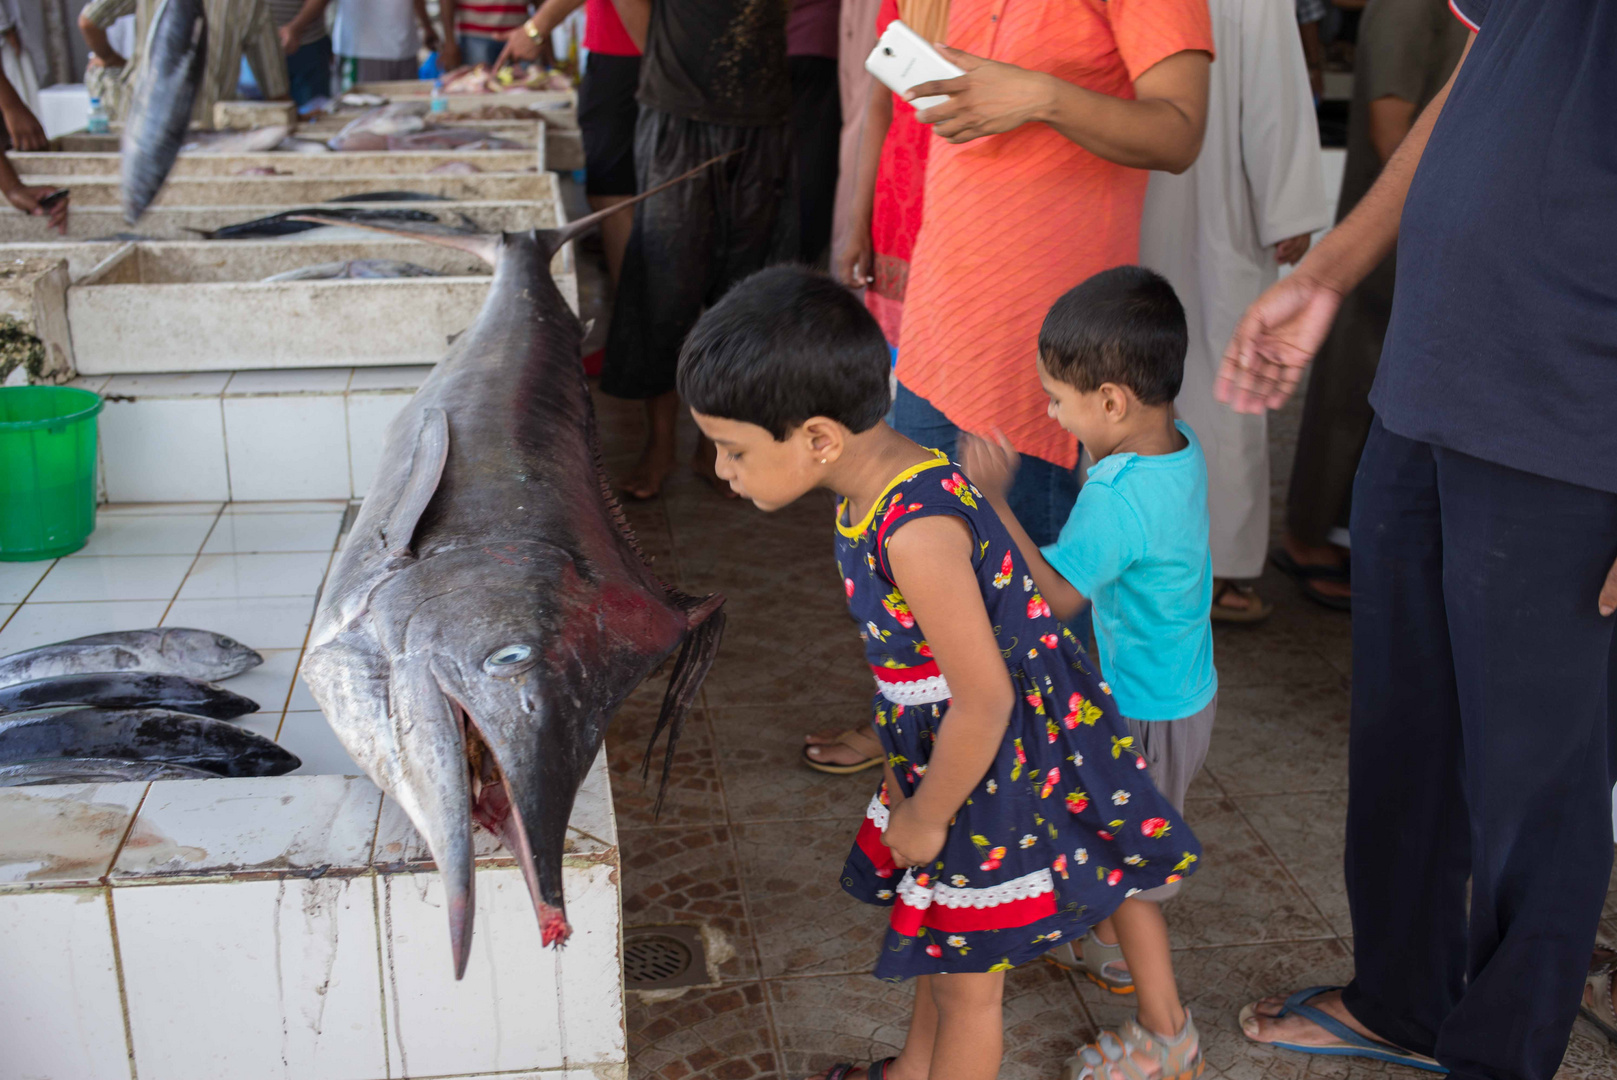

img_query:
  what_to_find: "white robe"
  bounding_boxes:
[1140,0,1331,579]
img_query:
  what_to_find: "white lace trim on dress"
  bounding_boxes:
[874,672,952,705]
[865,792,890,831]
[897,867,1055,910]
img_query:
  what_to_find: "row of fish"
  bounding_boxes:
[0,627,299,786]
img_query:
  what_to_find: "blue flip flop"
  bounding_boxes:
[1238,986,1448,1073]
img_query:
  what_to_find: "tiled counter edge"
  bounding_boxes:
[0,756,624,1080]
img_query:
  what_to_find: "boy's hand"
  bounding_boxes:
[882,801,947,868]
[961,431,1019,504]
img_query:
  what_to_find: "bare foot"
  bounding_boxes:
[1241,988,1383,1049]
[1212,579,1272,619]
[1280,533,1352,601]
[804,726,882,767]
[692,435,739,498]
[620,437,676,500]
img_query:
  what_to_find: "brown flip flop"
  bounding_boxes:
[802,727,884,775]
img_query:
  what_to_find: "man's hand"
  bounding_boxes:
[494,25,544,69]
[6,186,69,235]
[438,36,463,71]
[277,24,299,54]
[1600,554,1617,617]
[834,220,873,288]
[1216,271,1343,414]
[1275,233,1312,266]
[1,103,45,152]
[881,801,948,868]
[960,431,1019,505]
[908,46,1055,144]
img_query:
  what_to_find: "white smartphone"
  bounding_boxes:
[864,20,965,113]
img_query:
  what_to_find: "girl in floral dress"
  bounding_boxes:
[678,266,1201,1080]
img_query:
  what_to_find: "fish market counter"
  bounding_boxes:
[0,753,626,1080]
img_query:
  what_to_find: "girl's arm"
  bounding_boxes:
[879,516,1015,867]
[835,81,894,288]
[961,434,1087,623]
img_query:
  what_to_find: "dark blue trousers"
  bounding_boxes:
[1342,419,1617,1080]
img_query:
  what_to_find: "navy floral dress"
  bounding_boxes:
[837,452,1201,980]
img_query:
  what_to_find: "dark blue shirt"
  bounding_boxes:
[1371,0,1617,493]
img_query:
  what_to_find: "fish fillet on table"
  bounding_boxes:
[300,155,735,978]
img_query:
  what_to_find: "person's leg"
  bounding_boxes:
[1428,444,1617,1080]
[926,971,1005,1080]
[789,54,841,265]
[284,36,333,108]
[888,381,960,459]
[1244,419,1466,1055]
[601,109,718,498]
[579,53,643,287]
[806,971,940,1080]
[1111,899,1187,1042]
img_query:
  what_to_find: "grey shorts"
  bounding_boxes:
[1125,693,1217,902]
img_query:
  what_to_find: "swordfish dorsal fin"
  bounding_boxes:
[384,407,449,559]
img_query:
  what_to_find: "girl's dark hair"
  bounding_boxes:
[1038,266,1188,405]
[676,266,892,439]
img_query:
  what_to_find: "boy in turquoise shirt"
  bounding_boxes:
[965,265,1217,1009]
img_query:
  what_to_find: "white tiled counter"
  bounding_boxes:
[0,761,625,1080]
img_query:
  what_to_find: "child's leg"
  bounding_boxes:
[927,971,1005,1080]
[884,974,940,1080]
[1111,898,1187,1040]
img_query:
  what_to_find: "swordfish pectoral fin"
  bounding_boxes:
[383,408,449,560]
[640,591,727,815]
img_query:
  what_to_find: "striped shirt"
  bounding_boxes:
[456,1,532,38]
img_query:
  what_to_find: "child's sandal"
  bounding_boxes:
[818,1057,895,1080]
[1063,1011,1203,1080]
[1046,930,1135,995]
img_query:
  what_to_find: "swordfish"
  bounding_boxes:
[300,160,729,978]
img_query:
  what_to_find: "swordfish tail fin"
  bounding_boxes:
[640,591,726,816]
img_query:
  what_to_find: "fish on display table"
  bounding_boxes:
[196,206,444,240]
[120,0,207,223]
[0,758,219,787]
[0,708,300,777]
[0,672,259,719]
[299,155,733,979]
[263,259,443,282]
[0,628,262,689]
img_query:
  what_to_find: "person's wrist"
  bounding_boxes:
[1027,71,1063,126]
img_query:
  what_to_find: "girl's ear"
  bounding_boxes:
[801,416,847,464]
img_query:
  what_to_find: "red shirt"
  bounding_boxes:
[584,0,640,56]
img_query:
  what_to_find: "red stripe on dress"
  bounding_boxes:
[871,659,942,683]
[855,818,897,871]
[889,889,1058,936]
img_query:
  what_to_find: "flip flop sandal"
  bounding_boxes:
[1237,985,1446,1073]
[801,728,884,775]
[820,1056,895,1080]
[1268,549,1352,612]
[1210,580,1272,624]
[1045,931,1135,994]
[1580,945,1617,1046]
[1065,1011,1203,1080]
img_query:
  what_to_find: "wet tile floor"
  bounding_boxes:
[587,387,1617,1080]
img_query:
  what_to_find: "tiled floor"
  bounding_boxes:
[586,386,1617,1079]
[0,498,363,777]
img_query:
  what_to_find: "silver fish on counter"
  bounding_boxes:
[0,708,299,777]
[195,206,444,240]
[0,758,219,787]
[299,156,732,979]
[263,259,443,282]
[0,628,263,689]
[120,0,207,222]
[181,126,288,154]
[0,672,258,719]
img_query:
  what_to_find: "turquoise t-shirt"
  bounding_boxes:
[1040,421,1217,720]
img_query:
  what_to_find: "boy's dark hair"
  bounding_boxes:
[1038,266,1188,405]
[677,265,892,439]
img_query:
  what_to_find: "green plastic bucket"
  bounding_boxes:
[0,385,103,561]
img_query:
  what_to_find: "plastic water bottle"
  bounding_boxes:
[86,97,110,135]
[430,78,447,114]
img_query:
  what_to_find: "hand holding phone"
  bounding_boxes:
[864,20,965,112]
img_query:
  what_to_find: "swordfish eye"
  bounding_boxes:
[484,643,538,677]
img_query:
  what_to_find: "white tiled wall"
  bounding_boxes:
[92,368,425,504]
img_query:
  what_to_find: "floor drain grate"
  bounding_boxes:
[623,924,708,990]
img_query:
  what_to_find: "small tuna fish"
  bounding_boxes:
[0,672,258,719]
[0,628,262,689]
[0,758,219,786]
[0,708,299,777]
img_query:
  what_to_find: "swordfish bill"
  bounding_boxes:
[299,156,732,979]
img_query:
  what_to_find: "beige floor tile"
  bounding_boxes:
[607,703,727,830]
[620,825,757,983]
[1168,800,1334,949]
[734,818,890,979]
[700,611,875,707]
[627,980,779,1080]
[1235,791,1351,937]
[1205,683,1351,796]
[710,705,883,824]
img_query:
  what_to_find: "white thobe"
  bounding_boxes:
[1141,0,1331,579]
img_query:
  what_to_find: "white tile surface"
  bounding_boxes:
[348,365,430,391]
[99,398,230,503]
[0,889,133,1080]
[278,712,364,776]
[100,501,223,516]
[346,392,411,498]
[31,554,194,603]
[177,551,331,600]
[201,510,343,554]
[224,396,350,500]
[556,860,625,1066]
[68,374,111,393]
[0,599,171,654]
[223,647,301,717]
[103,371,232,398]
[162,596,317,650]
[115,876,386,1080]
[380,865,565,1075]
[0,782,148,887]
[224,501,349,514]
[112,775,381,880]
[0,560,50,603]
[72,511,216,557]
[225,368,354,396]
